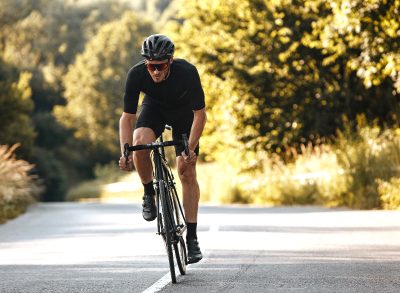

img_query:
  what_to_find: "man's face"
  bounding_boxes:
[145,59,172,83]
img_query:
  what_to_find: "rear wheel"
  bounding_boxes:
[174,236,187,275]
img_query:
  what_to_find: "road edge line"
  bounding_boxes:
[142,224,218,292]
[141,270,172,293]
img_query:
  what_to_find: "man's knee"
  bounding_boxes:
[133,127,155,144]
[132,128,155,162]
[178,165,197,184]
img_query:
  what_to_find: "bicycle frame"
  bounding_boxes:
[152,147,165,238]
[152,134,186,239]
[123,131,189,282]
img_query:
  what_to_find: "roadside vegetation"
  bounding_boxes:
[1,0,400,220]
[69,123,400,210]
[0,145,42,223]
[200,122,400,209]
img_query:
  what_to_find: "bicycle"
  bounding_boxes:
[123,126,188,283]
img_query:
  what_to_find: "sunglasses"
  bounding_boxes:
[146,61,169,72]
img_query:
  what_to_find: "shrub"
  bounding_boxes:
[30,147,67,202]
[63,125,400,210]
[0,144,42,223]
[94,161,125,183]
[66,179,102,201]
[268,144,349,206]
[335,125,400,209]
[196,125,400,210]
[377,178,400,210]
[66,170,143,202]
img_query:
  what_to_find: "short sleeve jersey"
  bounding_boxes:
[123,58,205,114]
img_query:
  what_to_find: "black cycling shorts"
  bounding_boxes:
[135,103,199,157]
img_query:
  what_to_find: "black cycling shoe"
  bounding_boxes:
[187,238,203,264]
[142,194,156,221]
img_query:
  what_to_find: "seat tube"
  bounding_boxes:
[153,149,163,235]
[153,150,164,181]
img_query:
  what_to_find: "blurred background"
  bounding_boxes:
[1,0,400,223]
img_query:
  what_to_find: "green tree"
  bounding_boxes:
[0,60,35,156]
[55,11,153,154]
[166,0,400,166]
[0,0,136,200]
[304,0,400,93]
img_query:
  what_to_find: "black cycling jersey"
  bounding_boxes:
[123,58,205,114]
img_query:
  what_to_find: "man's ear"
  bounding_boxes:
[169,57,174,64]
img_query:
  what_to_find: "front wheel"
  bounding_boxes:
[159,180,176,283]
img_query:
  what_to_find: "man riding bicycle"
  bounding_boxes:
[118,34,206,264]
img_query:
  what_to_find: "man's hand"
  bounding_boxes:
[181,150,197,165]
[119,155,133,171]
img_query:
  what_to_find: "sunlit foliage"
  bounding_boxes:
[167,0,400,166]
[305,0,400,92]
[55,11,153,154]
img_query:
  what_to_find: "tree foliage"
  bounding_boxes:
[55,11,153,154]
[167,0,400,165]
[0,0,141,200]
[0,60,35,156]
[305,0,400,92]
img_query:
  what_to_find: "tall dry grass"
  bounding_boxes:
[198,126,400,209]
[197,144,347,206]
[332,124,400,208]
[0,144,42,223]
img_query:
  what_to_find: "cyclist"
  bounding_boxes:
[118,34,206,264]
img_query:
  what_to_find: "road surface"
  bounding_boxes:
[1,203,400,292]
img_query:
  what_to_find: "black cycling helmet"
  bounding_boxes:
[141,34,175,61]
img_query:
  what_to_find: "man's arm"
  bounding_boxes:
[189,107,207,152]
[119,112,136,155]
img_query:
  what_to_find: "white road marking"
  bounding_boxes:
[141,270,172,293]
[141,224,219,293]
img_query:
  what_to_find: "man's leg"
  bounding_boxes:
[133,127,157,221]
[132,127,155,182]
[177,156,202,263]
[177,157,200,222]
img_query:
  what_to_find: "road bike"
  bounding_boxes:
[123,126,188,283]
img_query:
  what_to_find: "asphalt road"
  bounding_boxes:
[1,203,400,292]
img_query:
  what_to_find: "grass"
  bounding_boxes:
[67,125,400,210]
[66,169,143,202]
[66,160,246,204]
[0,144,42,223]
[200,125,400,209]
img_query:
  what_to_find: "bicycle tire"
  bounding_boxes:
[166,169,186,226]
[174,236,187,275]
[163,165,187,274]
[159,179,176,283]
